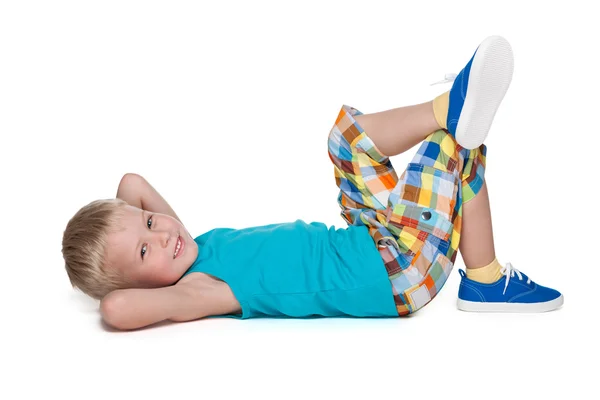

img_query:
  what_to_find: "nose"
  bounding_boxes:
[153,230,173,248]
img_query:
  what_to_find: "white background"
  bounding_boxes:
[1,0,598,399]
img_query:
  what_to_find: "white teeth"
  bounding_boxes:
[174,237,181,257]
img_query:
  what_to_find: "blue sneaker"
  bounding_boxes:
[457,262,564,312]
[434,35,514,149]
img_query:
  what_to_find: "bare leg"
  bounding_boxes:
[459,179,496,268]
[354,99,497,268]
[354,101,441,157]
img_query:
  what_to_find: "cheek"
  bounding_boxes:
[158,256,181,281]
[143,256,172,282]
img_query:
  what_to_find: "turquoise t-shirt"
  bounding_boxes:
[183,219,398,319]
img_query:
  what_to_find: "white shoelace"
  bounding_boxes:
[500,262,531,295]
[430,72,458,86]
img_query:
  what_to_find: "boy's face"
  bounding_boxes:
[106,205,199,288]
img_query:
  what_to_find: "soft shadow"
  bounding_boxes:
[98,312,416,332]
[69,289,100,313]
[99,317,176,332]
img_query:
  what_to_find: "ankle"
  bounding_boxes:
[432,92,449,130]
[466,257,503,283]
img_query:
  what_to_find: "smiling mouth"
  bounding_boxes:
[173,235,184,259]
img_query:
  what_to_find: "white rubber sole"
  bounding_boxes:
[457,294,564,313]
[455,35,514,149]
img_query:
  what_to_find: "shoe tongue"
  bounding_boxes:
[430,73,457,86]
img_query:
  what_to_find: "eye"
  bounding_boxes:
[141,214,154,260]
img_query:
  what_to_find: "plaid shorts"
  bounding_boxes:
[328,105,487,316]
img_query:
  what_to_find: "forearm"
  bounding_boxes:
[101,287,182,330]
[116,173,182,222]
[100,277,242,330]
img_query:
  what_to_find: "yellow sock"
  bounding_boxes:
[466,258,504,284]
[432,91,449,130]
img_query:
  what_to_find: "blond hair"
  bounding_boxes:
[61,198,130,299]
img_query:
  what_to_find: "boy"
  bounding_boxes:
[62,35,563,330]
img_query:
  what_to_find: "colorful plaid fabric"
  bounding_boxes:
[328,105,487,316]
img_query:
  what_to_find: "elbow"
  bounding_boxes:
[100,291,130,330]
[121,172,142,181]
[119,173,143,188]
